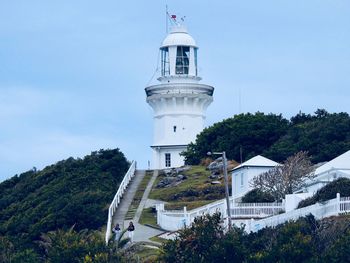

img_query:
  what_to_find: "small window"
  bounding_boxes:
[173,126,177,132]
[161,47,170,76]
[240,173,244,187]
[165,153,171,167]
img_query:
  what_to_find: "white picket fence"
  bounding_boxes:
[156,193,350,232]
[105,160,136,244]
[156,198,284,231]
[244,193,350,232]
[231,202,284,219]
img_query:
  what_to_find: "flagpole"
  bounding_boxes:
[166,5,168,34]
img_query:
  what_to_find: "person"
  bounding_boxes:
[112,223,121,243]
[127,221,135,243]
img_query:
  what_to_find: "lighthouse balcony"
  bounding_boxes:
[145,82,214,97]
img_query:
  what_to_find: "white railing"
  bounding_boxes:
[231,203,284,218]
[156,194,350,232]
[105,160,136,244]
[246,193,350,233]
[156,198,284,231]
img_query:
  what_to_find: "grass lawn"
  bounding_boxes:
[148,165,231,211]
[149,166,211,201]
[150,235,168,244]
[138,166,231,229]
[125,170,154,220]
[139,207,157,227]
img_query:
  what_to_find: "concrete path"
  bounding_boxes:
[133,170,159,222]
[112,170,146,228]
[124,170,164,244]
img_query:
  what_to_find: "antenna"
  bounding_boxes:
[238,87,242,113]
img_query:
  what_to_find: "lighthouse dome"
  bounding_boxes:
[161,25,197,48]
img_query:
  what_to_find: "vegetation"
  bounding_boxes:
[183,110,350,165]
[160,213,350,263]
[241,188,275,203]
[149,166,231,210]
[298,178,350,208]
[182,112,289,164]
[139,207,158,228]
[0,149,129,261]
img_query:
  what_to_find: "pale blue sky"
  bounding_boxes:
[0,1,349,181]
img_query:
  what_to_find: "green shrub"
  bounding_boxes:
[241,188,275,203]
[298,178,350,208]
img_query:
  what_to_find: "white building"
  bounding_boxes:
[295,150,350,194]
[232,155,279,199]
[145,24,214,169]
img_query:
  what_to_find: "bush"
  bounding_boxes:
[241,188,275,203]
[298,178,350,208]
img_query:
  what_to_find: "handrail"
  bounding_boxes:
[105,160,136,244]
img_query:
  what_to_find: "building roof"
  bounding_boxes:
[232,155,279,171]
[161,25,197,48]
[315,150,350,175]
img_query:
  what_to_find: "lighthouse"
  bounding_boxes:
[145,23,214,169]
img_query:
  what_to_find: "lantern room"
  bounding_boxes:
[159,25,198,79]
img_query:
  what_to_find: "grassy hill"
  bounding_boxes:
[0,148,129,259]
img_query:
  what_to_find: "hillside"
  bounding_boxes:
[0,149,129,258]
[182,109,350,164]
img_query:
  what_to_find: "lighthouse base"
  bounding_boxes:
[151,145,187,170]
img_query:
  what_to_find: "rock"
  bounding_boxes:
[163,169,172,175]
[209,174,218,179]
[175,166,190,174]
[156,173,187,188]
[173,181,183,187]
[156,177,177,188]
[177,174,185,180]
[207,159,223,173]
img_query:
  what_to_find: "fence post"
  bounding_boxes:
[184,206,188,226]
[336,193,340,214]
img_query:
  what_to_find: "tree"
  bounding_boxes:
[160,213,247,263]
[252,151,315,201]
[182,112,289,164]
[265,110,350,163]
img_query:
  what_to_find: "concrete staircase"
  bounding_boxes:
[112,170,146,228]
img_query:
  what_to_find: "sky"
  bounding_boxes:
[0,0,349,181]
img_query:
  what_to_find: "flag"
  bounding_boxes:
[171,15,176,19]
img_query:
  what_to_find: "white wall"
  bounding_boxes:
[153,113,204,146]
[152,146,187,169]
[232,166,275,198]
[285,193,313,212]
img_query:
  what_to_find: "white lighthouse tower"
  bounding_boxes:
[145,23,214,169]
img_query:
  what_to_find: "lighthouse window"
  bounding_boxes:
[161,47,170,76]
[194,48,198,76]
[165,153,171,167]
[173,126,177,132]
[176,46,189,75]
